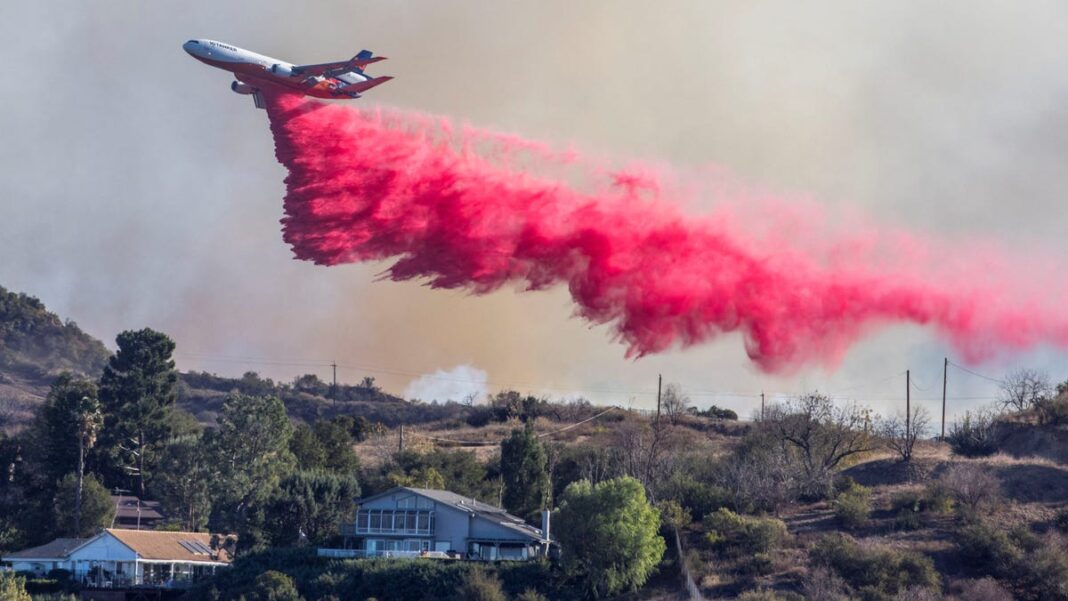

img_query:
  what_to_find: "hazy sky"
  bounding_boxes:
[3,1,1068,419]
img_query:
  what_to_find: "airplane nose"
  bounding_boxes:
[182,40,200,56]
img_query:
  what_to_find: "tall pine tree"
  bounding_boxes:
[97,328,178,498]
[500,423,549,521]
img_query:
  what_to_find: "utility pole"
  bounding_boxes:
[760,391,766,421]
[331,361,337,404]
[906,369,911,442]
[398,424,404,452]
[655,374,662,426]
[941,357,948,442]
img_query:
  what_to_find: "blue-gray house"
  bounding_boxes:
[331,487,550,561]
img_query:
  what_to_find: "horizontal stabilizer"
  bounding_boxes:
[338,76,393,95]
[293,50,387,76]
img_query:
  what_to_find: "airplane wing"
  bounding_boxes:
[292,50,387,76]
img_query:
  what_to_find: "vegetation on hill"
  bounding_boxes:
[8,285,1068,600]
[0,286,110,383]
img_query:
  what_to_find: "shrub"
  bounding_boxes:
[1054,509,1068,534]
[938,464,1000,519]
[737,589,787,601]
[1035,395,1068,425]
[833,482,871,530]
[899,585,941,601]
[946,411,999,457]
[0,572,31,601]
[658,499,692,530]
[802,567,849,601]
[1016,537,1068,601]
[957,578,1013,601]
[704,508,787,557]
[895,507,924,531]
[454,569,506,601]
[515,590,548,601]
[247,571,303,601]
[811,533,940,598]
[955,522,1021,574]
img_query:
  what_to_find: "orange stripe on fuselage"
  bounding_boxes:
[195,54,342,98]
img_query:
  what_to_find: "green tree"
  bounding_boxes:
[555,476,665,599]
[0,571,32,601]
[97,328,178,498]
[454,568,506,601]
[500,423,549,520]
[313,420,359,474]
[247,570,304,601]
[263,470,360,546]
[151,437,213,531]
[207,394,294,547]
[288,424,326,469]
[53,473,115,537]
[29,374,102,535]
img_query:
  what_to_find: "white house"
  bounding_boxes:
[2,538,89,576]
[323,487,551,561]
[2,529,234,589]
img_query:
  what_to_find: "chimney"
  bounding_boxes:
[541,510,551,541]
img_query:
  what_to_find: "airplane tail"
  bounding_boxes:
[349,50,387,71]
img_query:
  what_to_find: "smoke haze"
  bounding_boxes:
[3,1,1068,415]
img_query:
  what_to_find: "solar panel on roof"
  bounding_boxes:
[178,540,212,555]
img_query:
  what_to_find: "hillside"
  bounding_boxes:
[0,285,111,429]
[0,284,470,432]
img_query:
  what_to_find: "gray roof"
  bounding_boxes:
[360,487,547,542]
[3,537,89,560]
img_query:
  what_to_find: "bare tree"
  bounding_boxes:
[765,394,876,499]
[999,368,1051,413]
[719,449,798,514]
[878,406,931,463]
[937,463,1000,516]
[660,383,691,426]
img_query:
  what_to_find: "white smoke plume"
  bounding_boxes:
[403,365,489,404]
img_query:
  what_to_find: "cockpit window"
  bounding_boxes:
[187,40,199,44]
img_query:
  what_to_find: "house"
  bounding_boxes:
[325,487,551,561]
[109,495,166,530]
[2,529,235,590]
[2,537,90,576]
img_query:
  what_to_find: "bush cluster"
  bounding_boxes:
[956,520,1068,600]
[833,481,871,530]
[704,508,787,557]
[810,533,939,600]
[946,411,1000,457]
[186,549,568,601]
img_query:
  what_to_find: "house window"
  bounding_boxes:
[369,511,381,531]
[417,512,430,532]
[356,512,368,530]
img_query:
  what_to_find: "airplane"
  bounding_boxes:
[183,39,391,109]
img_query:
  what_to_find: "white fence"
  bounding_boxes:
[674,528,705,601]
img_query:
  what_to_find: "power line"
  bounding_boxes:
[948,360,1004,384]
[173,350,1002,406]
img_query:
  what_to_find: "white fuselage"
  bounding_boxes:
[182,39,369,98]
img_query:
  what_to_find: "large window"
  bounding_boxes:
[355,509,435,535]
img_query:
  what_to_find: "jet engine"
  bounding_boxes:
[231,81,255,95]
[270,63,295,77]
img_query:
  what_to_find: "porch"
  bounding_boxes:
[72,559,223,589]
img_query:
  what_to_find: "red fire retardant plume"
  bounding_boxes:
[265,92,1068,372]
